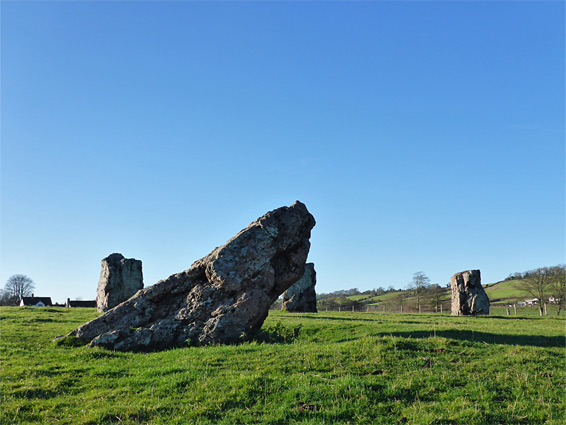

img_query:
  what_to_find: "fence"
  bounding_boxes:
[271,303,561,316]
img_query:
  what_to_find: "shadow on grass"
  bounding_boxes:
[244,321,303,344]
[283,314,383,323]
[385,330,565,348]
[486,314,566,321]
[286,313,555,322]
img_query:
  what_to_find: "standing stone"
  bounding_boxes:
[96,253,143,312]
[281,262,317,312]
[62,201,315,351]
[450,269,490,315]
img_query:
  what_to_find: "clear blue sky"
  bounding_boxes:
[1,1,564,304]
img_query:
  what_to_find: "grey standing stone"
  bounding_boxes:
[281,262,317,312]
[63,201,315,351]
[450,269,490,315]
[96,253,143,312]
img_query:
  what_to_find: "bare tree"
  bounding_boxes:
[408,271,431,313]
[550,265,565,316]
[2,275,35,305]
[427,284,449,313]
[516,267,552,316]
[392,291,408,313]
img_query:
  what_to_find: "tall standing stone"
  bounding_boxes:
[281,262,317,312]
[62,201,315,351]
[450,269,490,315]
[96,253,143,312]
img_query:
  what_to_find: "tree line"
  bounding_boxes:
[0,275,35,306]
[512,265,565,316]
[316,272,451,313]
[316,265,566,315]
[503,265,565,282]
[3,265,564,315]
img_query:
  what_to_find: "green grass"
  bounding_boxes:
[345,291,404,305]
[490,305,561,317]
[1,307,565,424]
[484,279,527,303]
[345,278,548,308]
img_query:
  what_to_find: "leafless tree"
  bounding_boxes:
[408,271,431,313]
[516,267,552,316]
[550,265,565,316]
[427,284,449,313]
[1,274,35,305]
[392,291,408,312]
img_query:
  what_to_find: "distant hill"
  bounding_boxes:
[483,279,526,304]
[315,278,540,312]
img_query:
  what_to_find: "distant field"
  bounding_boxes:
[341,278,549,309]
[484,279,526,303]
[363,291,399,304]
[1,307,564,424]
[344,291,408,305]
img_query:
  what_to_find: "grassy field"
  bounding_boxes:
[343,279,541,309]
[1,307,564,424]
[484,280,526,304]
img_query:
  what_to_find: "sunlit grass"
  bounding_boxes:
[1,307,564,424]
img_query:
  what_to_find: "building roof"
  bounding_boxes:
[20,297,53,307]
[66,300,96,308]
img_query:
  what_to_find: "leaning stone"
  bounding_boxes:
[282,263,317,312]
[61,201,315,351]
[450,269,490,315]
[96,253,143,312]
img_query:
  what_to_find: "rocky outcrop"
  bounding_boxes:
[62,201,315,351]
[96,253,143,312]
[281,262,317,312]
[450,269,490,315]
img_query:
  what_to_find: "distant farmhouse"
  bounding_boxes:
[18,296,96,308]
[66,298,96,308]
[20,296,53,307]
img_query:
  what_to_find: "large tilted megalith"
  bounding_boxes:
[96,253,143,312]
[281,262,317,312]
[62,201,315,351]
[450,269,490,315]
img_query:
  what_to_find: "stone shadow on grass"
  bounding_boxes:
[385,330,564,348]
[283,314,382,323]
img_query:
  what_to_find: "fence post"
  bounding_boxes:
[513,304,517,315]
[506,305,510,316]
[544,303,547,316]
[440,305,443,314]
[352,306,355,313]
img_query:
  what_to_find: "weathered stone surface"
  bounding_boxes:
[450,270,490,315]
[63,201,315,351]
[96,253,143,312]
[281,262,317,312]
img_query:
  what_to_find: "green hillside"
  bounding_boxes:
[334,278,550,311]
[484,279,526,303]
[348,292,399,304]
